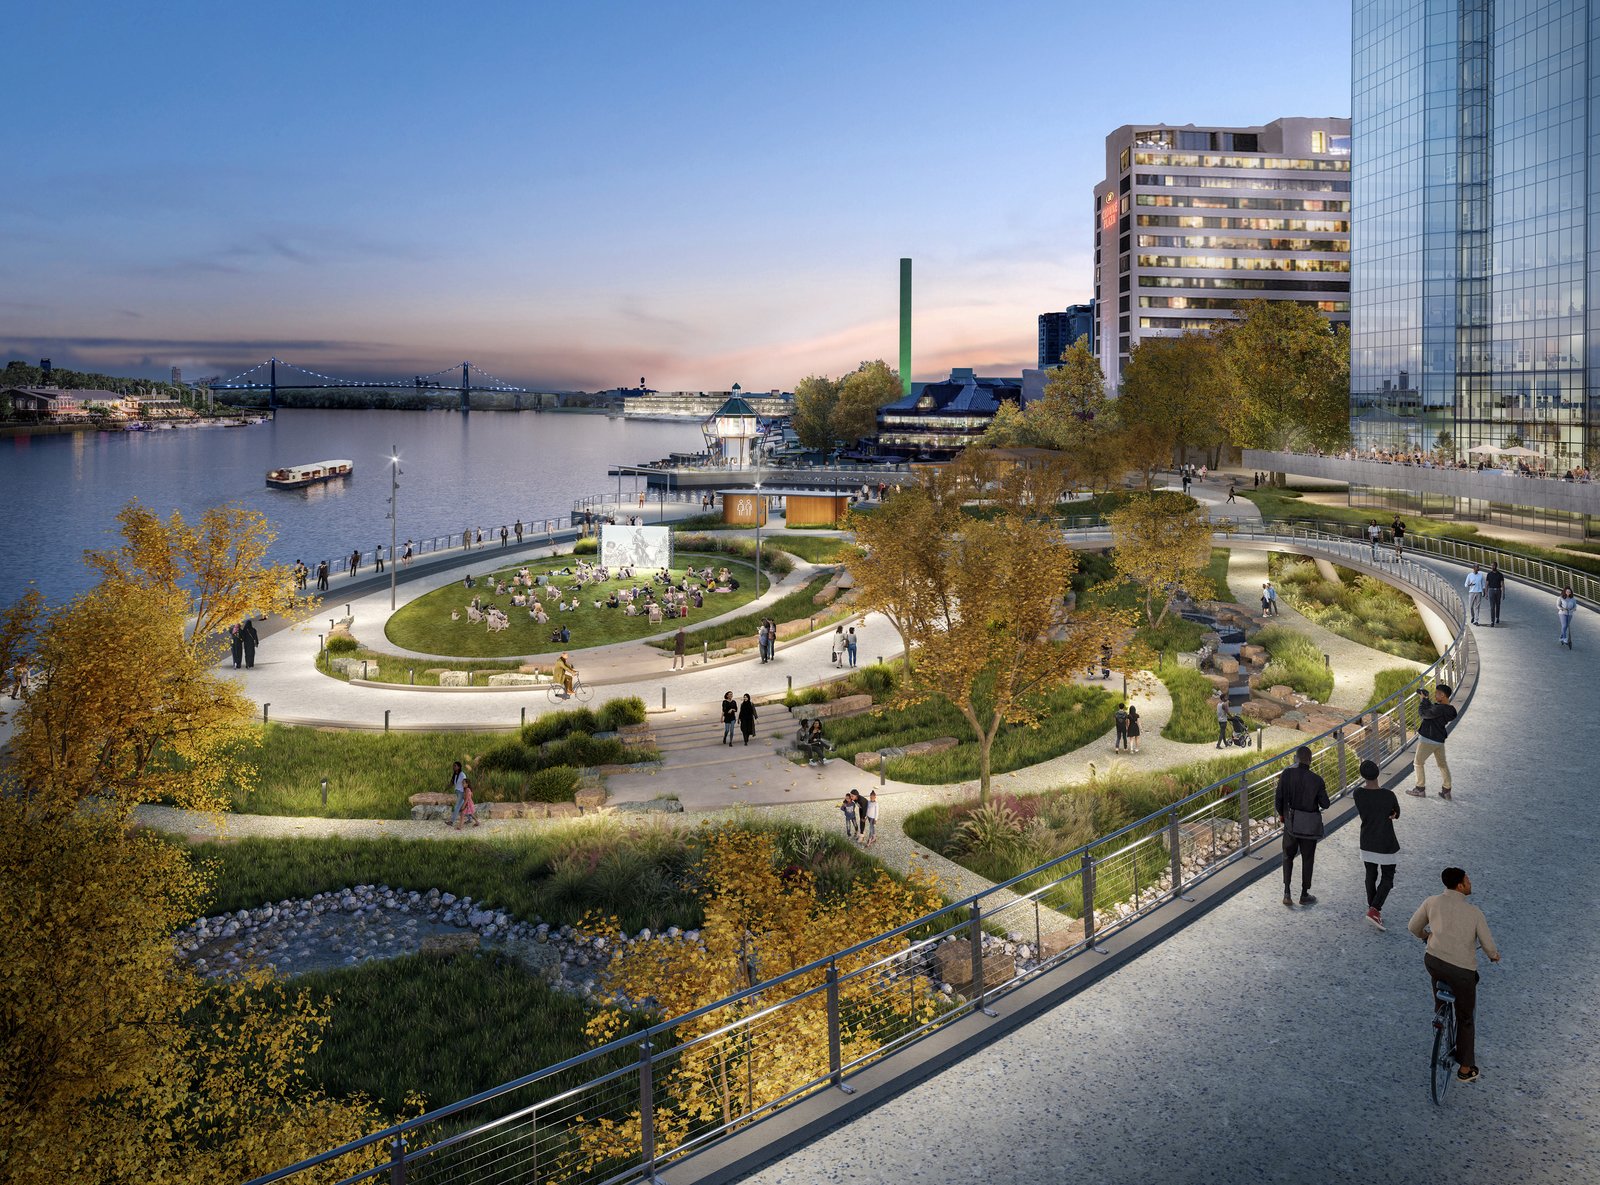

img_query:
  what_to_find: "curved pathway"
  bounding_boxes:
[738,553,1600,1185]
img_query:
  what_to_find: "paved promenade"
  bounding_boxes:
[741,555,1599,1185]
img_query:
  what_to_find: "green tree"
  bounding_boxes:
[1118,333,1229,468]
[1032,338,1109,455]
[790,374,839,451]
[830,359,901,444]
[1105,491,1216,628]
[1219,300,1351,455]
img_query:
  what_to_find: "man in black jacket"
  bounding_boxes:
[1485,561,1505,625]
[1275,745,1330,907]
[1410,683,1457,799]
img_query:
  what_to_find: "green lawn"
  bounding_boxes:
[648,570,841,650]
[1269,553,1437,663]
[384,552,767,658]
[803,684,1118,783]
[771,534,858,564]
[1156,661,1244,743]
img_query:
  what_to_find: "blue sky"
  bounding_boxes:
[3,1,1352,390]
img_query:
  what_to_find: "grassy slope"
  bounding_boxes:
[649,570,838,649]
[384,553,765,658]
[1269,553,1436,662]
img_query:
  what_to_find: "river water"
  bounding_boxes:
[1,410,705,604]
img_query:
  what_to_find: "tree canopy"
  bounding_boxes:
[1117,333,1230,471]
[790,361,902,451]
[1219,300,1351,452]
[1105,491,1217,628]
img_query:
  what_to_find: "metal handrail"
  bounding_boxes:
[244,524,1479,1185]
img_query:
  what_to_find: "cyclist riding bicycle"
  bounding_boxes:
[552,652,579,699]
[1408,866,1500,1085]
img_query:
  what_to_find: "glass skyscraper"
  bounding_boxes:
[1352,0,1592,470]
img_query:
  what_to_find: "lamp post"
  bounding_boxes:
[388,446,402,610]
[754,476,764,595]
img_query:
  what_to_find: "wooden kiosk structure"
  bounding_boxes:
[718,488,853,529]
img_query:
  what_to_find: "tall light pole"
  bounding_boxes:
[754,442,765,595]
[388,446,402,610]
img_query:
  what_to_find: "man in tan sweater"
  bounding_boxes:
[1409,867,1500,1084]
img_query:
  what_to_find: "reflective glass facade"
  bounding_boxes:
[1352,0,1594,468]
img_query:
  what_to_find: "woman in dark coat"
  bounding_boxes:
[229,624,244,669]
[241,620,259,669]
[738,693,757,745]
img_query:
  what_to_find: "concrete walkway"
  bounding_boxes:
[739,553,1600,1185]
[1230,547,1426,710]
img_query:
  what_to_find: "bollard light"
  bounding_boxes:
[409,668,415,684]
[661,687,667,710]
[262,703,270,723]
[521,706,526,726]
[384,710,390,732]
[787,674,793,692]
[1324,653,1331,668]
[320,778,329,806]
[346,604,351,617]
[318,633,324,654]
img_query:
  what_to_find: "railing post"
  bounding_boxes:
[1081,853,1100,952]
[1237,775,1251,853]
[1397,696,1406,749]
[1336,728,1348,793]
[825,960,853,1091]
[388,1135,407,1185]
[968,901,996,1013]
[638,1041,657,1179]
[1167,809,1192,902]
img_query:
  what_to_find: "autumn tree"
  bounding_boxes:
[1220,300,1351,457]
[1105,491,1217,628]
[790,374,839,451]
[1117,332,1230,469]
[830,359,902,444]
[0,503,388,1185]
[575,826,941,1169]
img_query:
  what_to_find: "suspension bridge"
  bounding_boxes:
[207,358,537,412]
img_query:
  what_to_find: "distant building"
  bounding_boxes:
[1,387,91,417]
[170,366,182,385]
[1093,117,1351,389]
[1038,302,1096,369]
[875,367,1023,460]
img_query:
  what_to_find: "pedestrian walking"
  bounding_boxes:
[1354,758,1400,930]
[1557,586,1577,649]
[856,788,869,836]
[1408,683,1457,798]
[500,525,509,548]
[1367,519,1382,560]
[374,545,385,574]
[463,525,472,550]
[757,620,770,663]
[316,560,329,592]
[229,624,243,669]
[349,547,361,577]
[403,540,413,567]
[1113,702,1129,751]
[294,559,307,590]
[672,627,686,670]
[515,519,524,544]
[1464,564,1486,625]
[1226,482,1237,503]
[241,619,258,669]
[831,625,844,666]
[721,692,737,746]
[458,777,479,827]
[448,761,466,828]
[738,693,757,745]
[1275,745,1329,906]
[476,528,484,548]
[840,791,859,840]
[1215,694,1232,749]
[1485,561,1504,625]
[865,789,879,844]
[846,626,858,667]
[1182,472,1192,496]
[1126,705,1141,753]
[1408,867,1500,1085]
[1391,515,1406,557]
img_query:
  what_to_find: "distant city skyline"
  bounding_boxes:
[5,1,1352,390]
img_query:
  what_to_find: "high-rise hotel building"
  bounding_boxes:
[1352,0,1597,472]
[1092,118,1353,389]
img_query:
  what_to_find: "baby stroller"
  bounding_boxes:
[1227,712,1250,747]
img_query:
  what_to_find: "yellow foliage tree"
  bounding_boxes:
[0,502,389,1185]
[574,827,942,1170]
[1105,491,1217,628]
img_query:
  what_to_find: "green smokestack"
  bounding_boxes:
[899,257,912,396]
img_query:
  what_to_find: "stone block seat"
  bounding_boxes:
[790,693,874,723]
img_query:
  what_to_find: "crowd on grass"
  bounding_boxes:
[450,560,743,636]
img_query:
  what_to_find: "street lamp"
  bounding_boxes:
[754,476,764,595]
[388,446,402,610]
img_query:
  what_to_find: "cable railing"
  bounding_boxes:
[244,525,1475,1185]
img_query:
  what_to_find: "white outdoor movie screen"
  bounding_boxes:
[600,524,673,571]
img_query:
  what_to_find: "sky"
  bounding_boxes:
[4,1,1352,392]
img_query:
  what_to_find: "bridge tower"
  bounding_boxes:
[460,362,470,413]
[269,356,278,411]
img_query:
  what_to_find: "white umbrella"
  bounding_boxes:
[1464,443,1503,455]
[1500,445,1544,459]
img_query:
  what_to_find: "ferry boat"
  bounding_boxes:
[266,459,353,489]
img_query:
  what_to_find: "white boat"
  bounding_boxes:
[266,459,353,489]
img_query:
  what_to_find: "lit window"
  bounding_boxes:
[1312,130,1327,154]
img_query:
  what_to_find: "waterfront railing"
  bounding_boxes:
[244,524,1485,1185]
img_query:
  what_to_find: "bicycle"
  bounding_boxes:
[546,676,593,704]
[1430,981,1458,1104]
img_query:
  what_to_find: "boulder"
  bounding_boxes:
[482,801,541,819]
[574,786,607,812]
[420,932,480,958]
[1212,655,1240,677]
[1239,643,1268,665]
[487,672,542,687]
[790,693,875,722]
[1239,699,1285,722]
[812,581,841,606]
[546,802,581,820]
[854,751,881,770]
[438,671,470,687]
[612,798,686,814]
